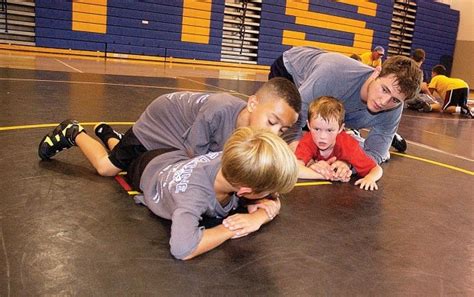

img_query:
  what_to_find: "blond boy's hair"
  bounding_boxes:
[307,96,345,127]
[222,127,298,194]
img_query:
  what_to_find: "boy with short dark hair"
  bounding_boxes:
[297,96,383,191]
[428,64,472,118]
[132,127,298,260]
[38,77,302,174]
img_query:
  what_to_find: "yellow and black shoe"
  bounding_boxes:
[38,119,85,160]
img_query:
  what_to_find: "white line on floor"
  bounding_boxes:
[54,58,84,73]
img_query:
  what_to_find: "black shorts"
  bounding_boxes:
[108,128,148,171]
[443,87,468,110]
[268,55,295,84]
[126,148,177,190]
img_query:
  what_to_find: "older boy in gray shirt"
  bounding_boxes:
[270,46,422,163]
[38,78,301,177]
[132,92,245,156]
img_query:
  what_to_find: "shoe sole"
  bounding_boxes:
[38,134,51,160]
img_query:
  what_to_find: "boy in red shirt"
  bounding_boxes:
[296,96,383,191]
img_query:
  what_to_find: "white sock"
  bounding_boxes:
[455,106,461,113]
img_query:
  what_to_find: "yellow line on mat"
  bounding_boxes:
[0,122,135,131]
[295,181,332,187]
[391,152,473,176]
[3,123,471,177]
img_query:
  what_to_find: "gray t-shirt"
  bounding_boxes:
[132,92,247,157]
[139,150,239,260]
[283,46,402,163]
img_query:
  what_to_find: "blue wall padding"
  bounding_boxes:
[34,0,459,67]
[257,0,394,65]
[412,0,459,78]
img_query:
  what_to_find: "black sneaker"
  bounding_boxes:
[38,119,85,160]
[460,106,473,119]
[94,122,123,148]
[406,99,424,111]
[391,133,407,152]
[347,128,361,138]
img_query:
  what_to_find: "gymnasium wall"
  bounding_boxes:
[449,0,474,88]
[34,0,459,72]
[36,0,226,61]
[412,0,459,80]
[257,0,391,65]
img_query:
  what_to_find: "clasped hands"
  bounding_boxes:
[223,196,281,239]
[308,156,351,182]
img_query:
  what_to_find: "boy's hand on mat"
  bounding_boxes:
[354,177,378,191]
[223,213,266,238]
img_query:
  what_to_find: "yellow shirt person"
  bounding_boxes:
[429,74,468,99]
[428,64,472,118]
[360,46,384,68]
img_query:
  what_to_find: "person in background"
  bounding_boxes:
[405,48,442,113]
[360,46,385,68]
[427,64,473,118]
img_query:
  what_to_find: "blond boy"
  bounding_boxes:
[130,127,298,260]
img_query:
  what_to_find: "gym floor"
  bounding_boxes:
[0,51,473,296]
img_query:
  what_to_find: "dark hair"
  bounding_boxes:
[257,77,302,113]
[379,56,422,100]
[432,64,447,76]
[412,48,426,63]
[350,53,361,61]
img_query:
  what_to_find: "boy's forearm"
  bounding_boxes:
[366,165,383,182]
[251,207,275,225]
[182,225,235,260]
[183,208,279,260]
[298,163,325,179]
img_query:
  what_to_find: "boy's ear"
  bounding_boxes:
[339,123,345,133]
[369,66,382,81]
[247,95,259,112]
[236,187,253,197]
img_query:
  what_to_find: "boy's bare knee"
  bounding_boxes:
[95,159,120,177]
[96,167,115,177]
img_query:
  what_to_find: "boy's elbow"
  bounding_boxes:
[170,246,193,261]
[169,240,197,261]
